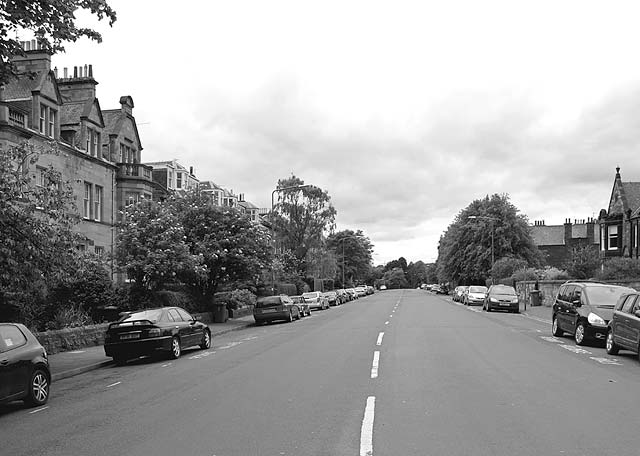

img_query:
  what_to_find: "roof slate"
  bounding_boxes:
[622,182,640,213]
[530,225,565,246]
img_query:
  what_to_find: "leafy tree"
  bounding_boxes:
[115,198,202,293]
[384,257,408,272]
[491,256,529,280]
[597,257,640,280]
[1,0,117,85]
[326,230,373,287]
[406,261,431,288]
[436,194,542,284]
[173,191,272,300]
[564,246,601,279]
[382,267,409,289]
[0,141,82,325]
[271,175,336,274]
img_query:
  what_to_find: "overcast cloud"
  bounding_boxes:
[51,0,640,264]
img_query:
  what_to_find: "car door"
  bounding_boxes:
[177,308,201,346]
[555,285,574,332]
[625,296,640,351]
[613,295,636,349]
[0,324,29,399]
[168,308,192,347]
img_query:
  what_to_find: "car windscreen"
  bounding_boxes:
[490,286,516,296]
[469,286,487,293]
[121,309,163,323]
[256,297,282,308]
[587,287,635,307]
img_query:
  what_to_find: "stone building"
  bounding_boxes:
[530,218,599,268]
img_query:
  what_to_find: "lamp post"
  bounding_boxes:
[337,234,360,288]
[468,215,499,280]
[269,184,311,294]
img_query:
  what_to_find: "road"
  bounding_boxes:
[2,289,640,455]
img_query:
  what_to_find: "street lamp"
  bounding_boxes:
[337,234,361,287]
[468,215,499,279]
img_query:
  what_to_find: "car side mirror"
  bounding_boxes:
[635,310,640,319]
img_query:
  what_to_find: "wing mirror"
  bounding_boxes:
[572,300,582,307]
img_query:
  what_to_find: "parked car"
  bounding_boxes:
[606,291,640,358]
[346,288,358,300]
[552,282,635,345]
[335,289,348,304]
[379,285,387,291]
[355,286,367,297]
[483,285,519,313]
[323,291,339,306]
[291,295,310,317]
[254,295,301,325]
[464,285,488,306]
[104,307,211,365]
[453,286,467,302]
[0,323,51,407]
[366,286,374,295]
[302,291,329,310]
[431,284,443,294]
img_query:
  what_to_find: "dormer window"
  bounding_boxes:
[39,105,57,138]
[86,128,100,157]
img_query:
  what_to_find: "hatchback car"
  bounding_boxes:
[355,286,367,297]
[291,295,310,317]
[303,291,329,310]
[0,323,51,407]
[483,285,519,313]
[104,307,211,365]
[254,295,301,325]
[453,286,467,302]
[323,291,339,306]
[606,291,640,358]
[552,282,635,345]
[464,285,488,306]
[346,288,358,300]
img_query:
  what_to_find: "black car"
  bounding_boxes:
[552,282,635,346]
[0,323,51,407]
[104,307,211,365]
[483,284,519,313]
[253,295,300,325]
[607,291,640,358]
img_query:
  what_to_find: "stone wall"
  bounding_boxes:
[35,323,109,355]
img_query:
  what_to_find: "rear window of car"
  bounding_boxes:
[469,286,487,293]
[302,293,318,299]
[256,297,282,307]
[0,324,27,351]
[121,309,164,323]
[586,286,636,306]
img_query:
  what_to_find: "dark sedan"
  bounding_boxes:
[104,307,211,365]
[0,323,51,407]
[253,295,300,325]
[483,285,519,313]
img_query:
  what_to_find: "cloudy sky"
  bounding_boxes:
[52,0,640,265]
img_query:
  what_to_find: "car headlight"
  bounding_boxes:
[587,312,606,327]
[511,298,519,303]
[490,298,499,303]
[148,328,161,337]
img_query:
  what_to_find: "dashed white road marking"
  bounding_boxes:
[106,381,121,388]
[67,350,86,354]
[540,336,562,343]
[360,396,376,456]
[218,341,243,350]
[161,363,172,367]
[189,351,215,360]
[371,351,380,378]
[559,344,592,355]
[590,357,623,366]
[29,406,49,414]
[376,332,384,346]
[384,321,389,325]
[241,336,259,341]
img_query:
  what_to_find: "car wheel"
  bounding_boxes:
[169,336,182,359]
[296,309,301,320]
[606,330,619,355]
[552,317,563,337]
[287,310,293,322]
[200,329,212,350]
[574,322,586,346]
[25,368,50,407]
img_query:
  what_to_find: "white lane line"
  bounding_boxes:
[540,336,562,343]
[371,351,380,378]
[389,315,393,318]
[29,406,49,414]
[161,363,172,367]
[376,332,384,346]
[106,381,121,388]
[559,344,592,355]
[360,396,376,456]
[590,357,622,365]
[384,321,389,325]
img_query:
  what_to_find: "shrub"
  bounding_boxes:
[492,257,529,280]
[597,258,640,280]
[45,305,92,331]
[511,268,538,282]
[540,267,570,281]
[153,290,194,311]
[565,246,600,279]
[229,289,256,309]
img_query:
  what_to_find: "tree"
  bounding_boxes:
[271,175,336,274]
[0,141,83,325]
[384,257,408,272]
[565,246,601,279]
[326,230,373,287]
[597,258,640,280]
[173,192,272,300]
[406,261,430,288]
[115,198,202,293]
[382,267,409,289]
[1,0,117,85]
[436,194,542,284]
[491,256,529,280]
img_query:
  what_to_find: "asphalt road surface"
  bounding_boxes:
[2,289,640,455]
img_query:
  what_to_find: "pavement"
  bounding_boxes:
[49,315,255,382]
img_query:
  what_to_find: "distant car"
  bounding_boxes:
[552,282,635,346]
[323,291,339,306]
[483,285,519,313]
[104,307,212,365]
[453,286,467,302]
[346,288,358,300]
[366,286,374,295]
[606,291,640,358]
[302,291,329,310]
[464,286,488,306]
[431,285,443,294]
[291,295,310,316]
[335,289,348,304]
[255,295,301,325]
[355,286,367,297]
[0,323,51,407]
[379,285,387,290]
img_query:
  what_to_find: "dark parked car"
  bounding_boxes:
[607,291,640,358]
[0,323,51,407]
[552,282,635,346]
[104,307,211,365]
[323,291,339,306]
[254,295,301,325]
[483,285,519,313]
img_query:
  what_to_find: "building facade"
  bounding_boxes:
[530,218,599,268]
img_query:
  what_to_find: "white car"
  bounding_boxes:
[302,291,329,310]
[355,286,367,297]
[379,285,387,290]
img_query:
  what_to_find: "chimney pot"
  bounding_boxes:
[84,64,88,77]
[74,66,78,78]
[63,67,68,78]
[53,66,58,78]
[88,64,93,77]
